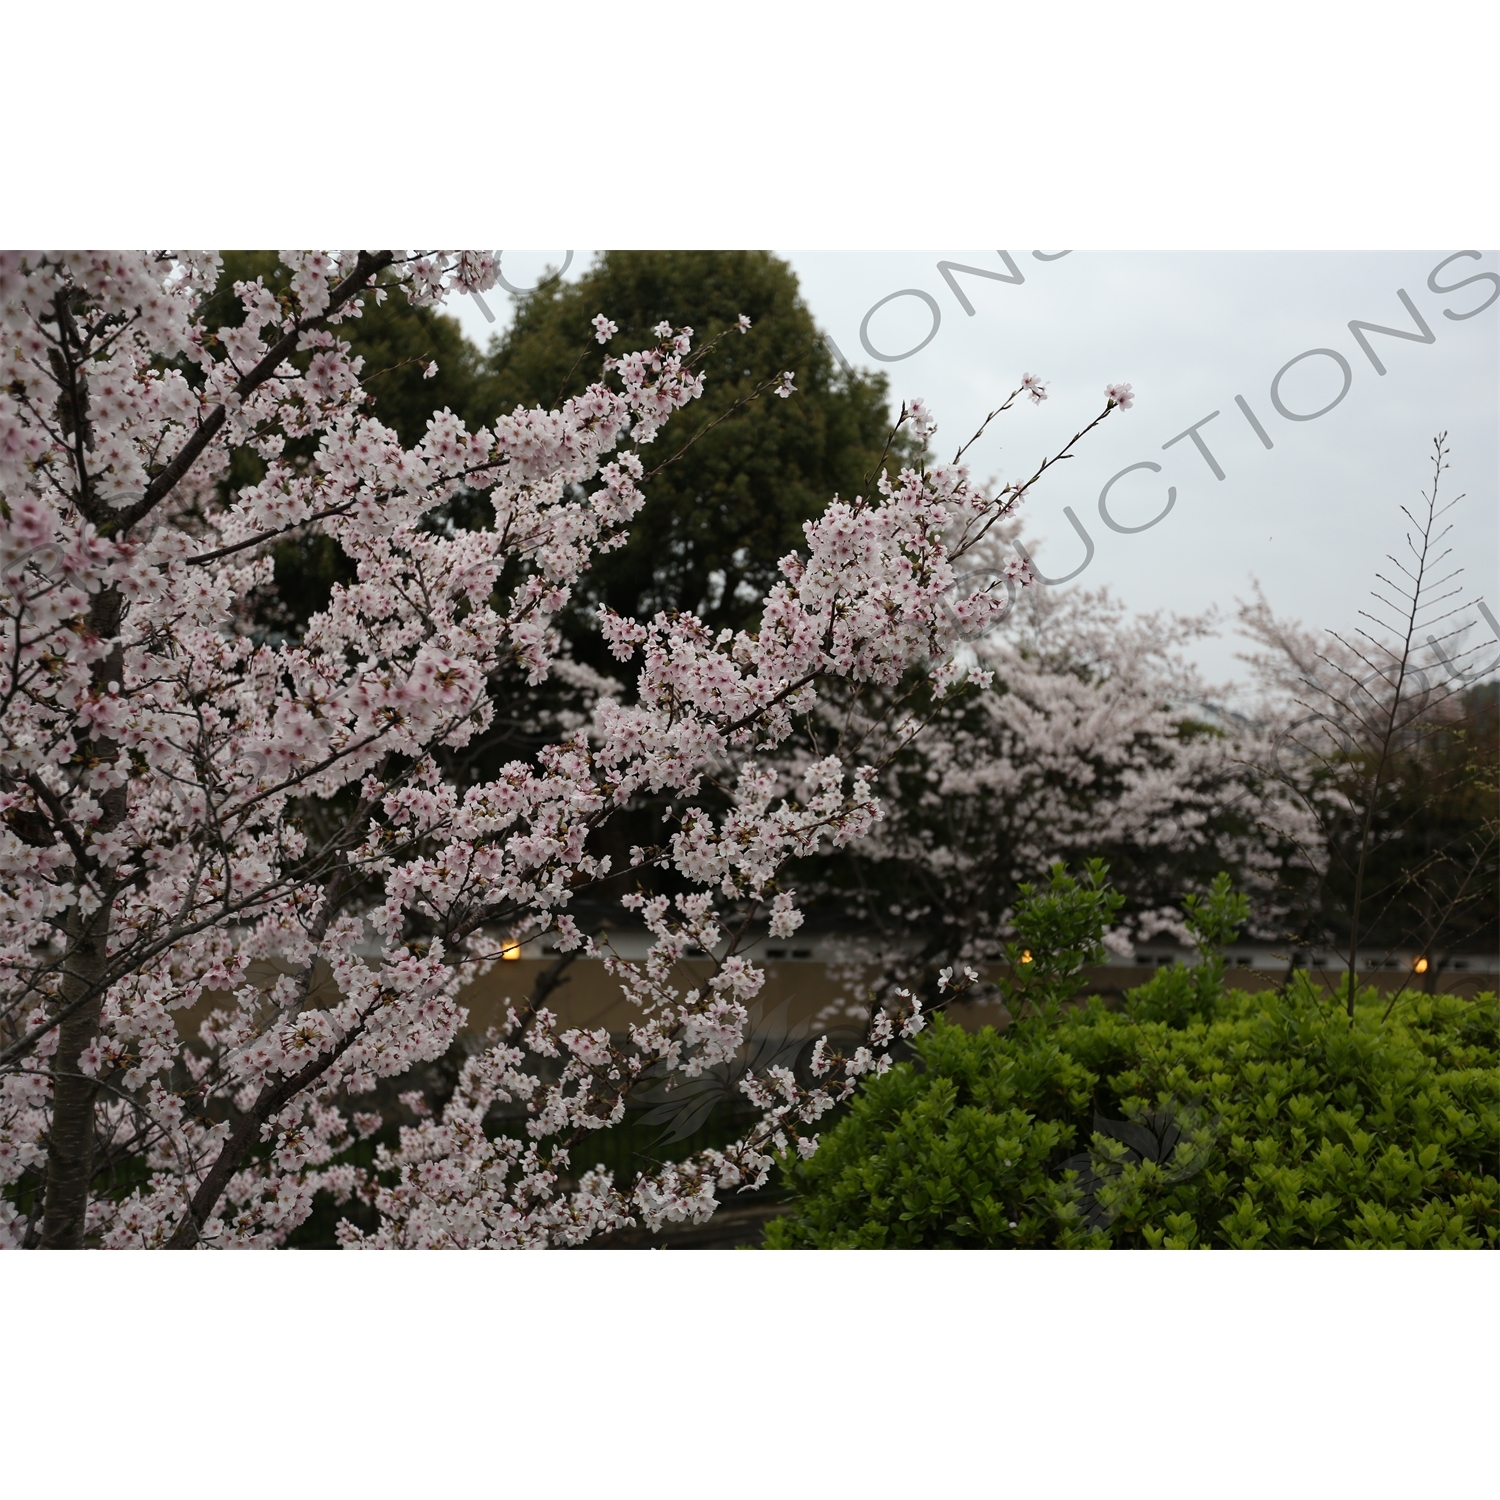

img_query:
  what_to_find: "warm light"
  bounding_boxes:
[1020,950,1033,965]
[1413,956,1429,974]
[501,939,522,961]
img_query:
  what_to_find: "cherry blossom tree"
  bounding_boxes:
[799,539,1320,1014]
[0,251,1126,1248]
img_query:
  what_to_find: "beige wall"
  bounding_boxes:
[461,957,1492,1041]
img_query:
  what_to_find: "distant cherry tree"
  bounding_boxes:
[797,530,1318,1015]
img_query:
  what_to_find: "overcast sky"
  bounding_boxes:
[449,250,1498,694]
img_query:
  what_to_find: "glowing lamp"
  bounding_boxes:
[501,938,522,961]
[1413,956,1429,975]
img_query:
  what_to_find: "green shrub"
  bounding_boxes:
[764,984,1498,1248]
[999,859,1125,1022]
[768,864,1496,1249]
[1125,872,1250,1029]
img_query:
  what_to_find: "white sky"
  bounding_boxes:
[449,250,1499,693]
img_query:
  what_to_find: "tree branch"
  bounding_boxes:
[109,251,396,536]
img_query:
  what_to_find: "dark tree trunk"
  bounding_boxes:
[38,900,113,1247]
[39,589,124,1249]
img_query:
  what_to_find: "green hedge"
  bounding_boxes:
[764,981,1498,1249]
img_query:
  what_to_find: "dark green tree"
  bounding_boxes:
[476,251,912,673]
